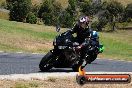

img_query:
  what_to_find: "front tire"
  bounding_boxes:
[72,64,80,72]
[87,54,97,64]
[39,52,54,71]
[72,63,84,72]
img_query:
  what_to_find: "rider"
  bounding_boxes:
[70,16,91,47]
[69,16,99,64]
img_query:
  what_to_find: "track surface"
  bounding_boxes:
[0,52,132,75]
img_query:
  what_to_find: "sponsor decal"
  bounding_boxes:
[76,66,131,85]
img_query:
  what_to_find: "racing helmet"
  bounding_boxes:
[79,16,90,26]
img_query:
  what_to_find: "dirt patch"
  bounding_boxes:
[0,32,53,52]
[0,75,132,88]
[32,0,42,5]
[19,41,53,51]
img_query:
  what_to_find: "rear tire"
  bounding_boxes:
[39,52,54,71]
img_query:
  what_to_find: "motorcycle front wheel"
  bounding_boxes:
[39,52,54,71]
[87,54,97,64]
[72,63,84,72]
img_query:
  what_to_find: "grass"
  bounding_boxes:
[116,0,132,6]
[0,19,58,53]
[32,0,42,5]
[15,83,28,88]
[56,0,69,9]
[14,81,39,88]
[0,11,9,20]
[0,0,5,5]
[116,22,132,28]
[47,77,56,82]
[99,30,132,60]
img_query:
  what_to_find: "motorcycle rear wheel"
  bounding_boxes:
[39,52,54,71]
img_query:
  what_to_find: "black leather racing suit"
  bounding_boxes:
[68,24,91,63]
[69,23,91,47]
[69,23,99,65]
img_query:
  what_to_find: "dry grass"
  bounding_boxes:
[32,0,42,5]
[0,76,132,88]
[0,34,53,53]
[55,0,69,9]
[0,11,9,20]
[18,23,57,33]
[0,19,67,53]
[0,0,5,5]
[103,0,132,6]
[113,0,132,6]
[0,19,57,53]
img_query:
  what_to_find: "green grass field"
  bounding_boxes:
[99,30,132,60]
[0,19,58,53]
[0,19,132,60]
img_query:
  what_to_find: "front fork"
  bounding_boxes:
[50,47,61,56]
[49,48,61,65]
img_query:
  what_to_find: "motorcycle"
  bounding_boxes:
[39,27,104,72]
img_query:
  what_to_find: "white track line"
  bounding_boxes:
[16,52,23,54]
[32,53,43,55]
[0,72,132,80]
[0,51,4,53]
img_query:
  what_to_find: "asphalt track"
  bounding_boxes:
[0,52,132,75]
